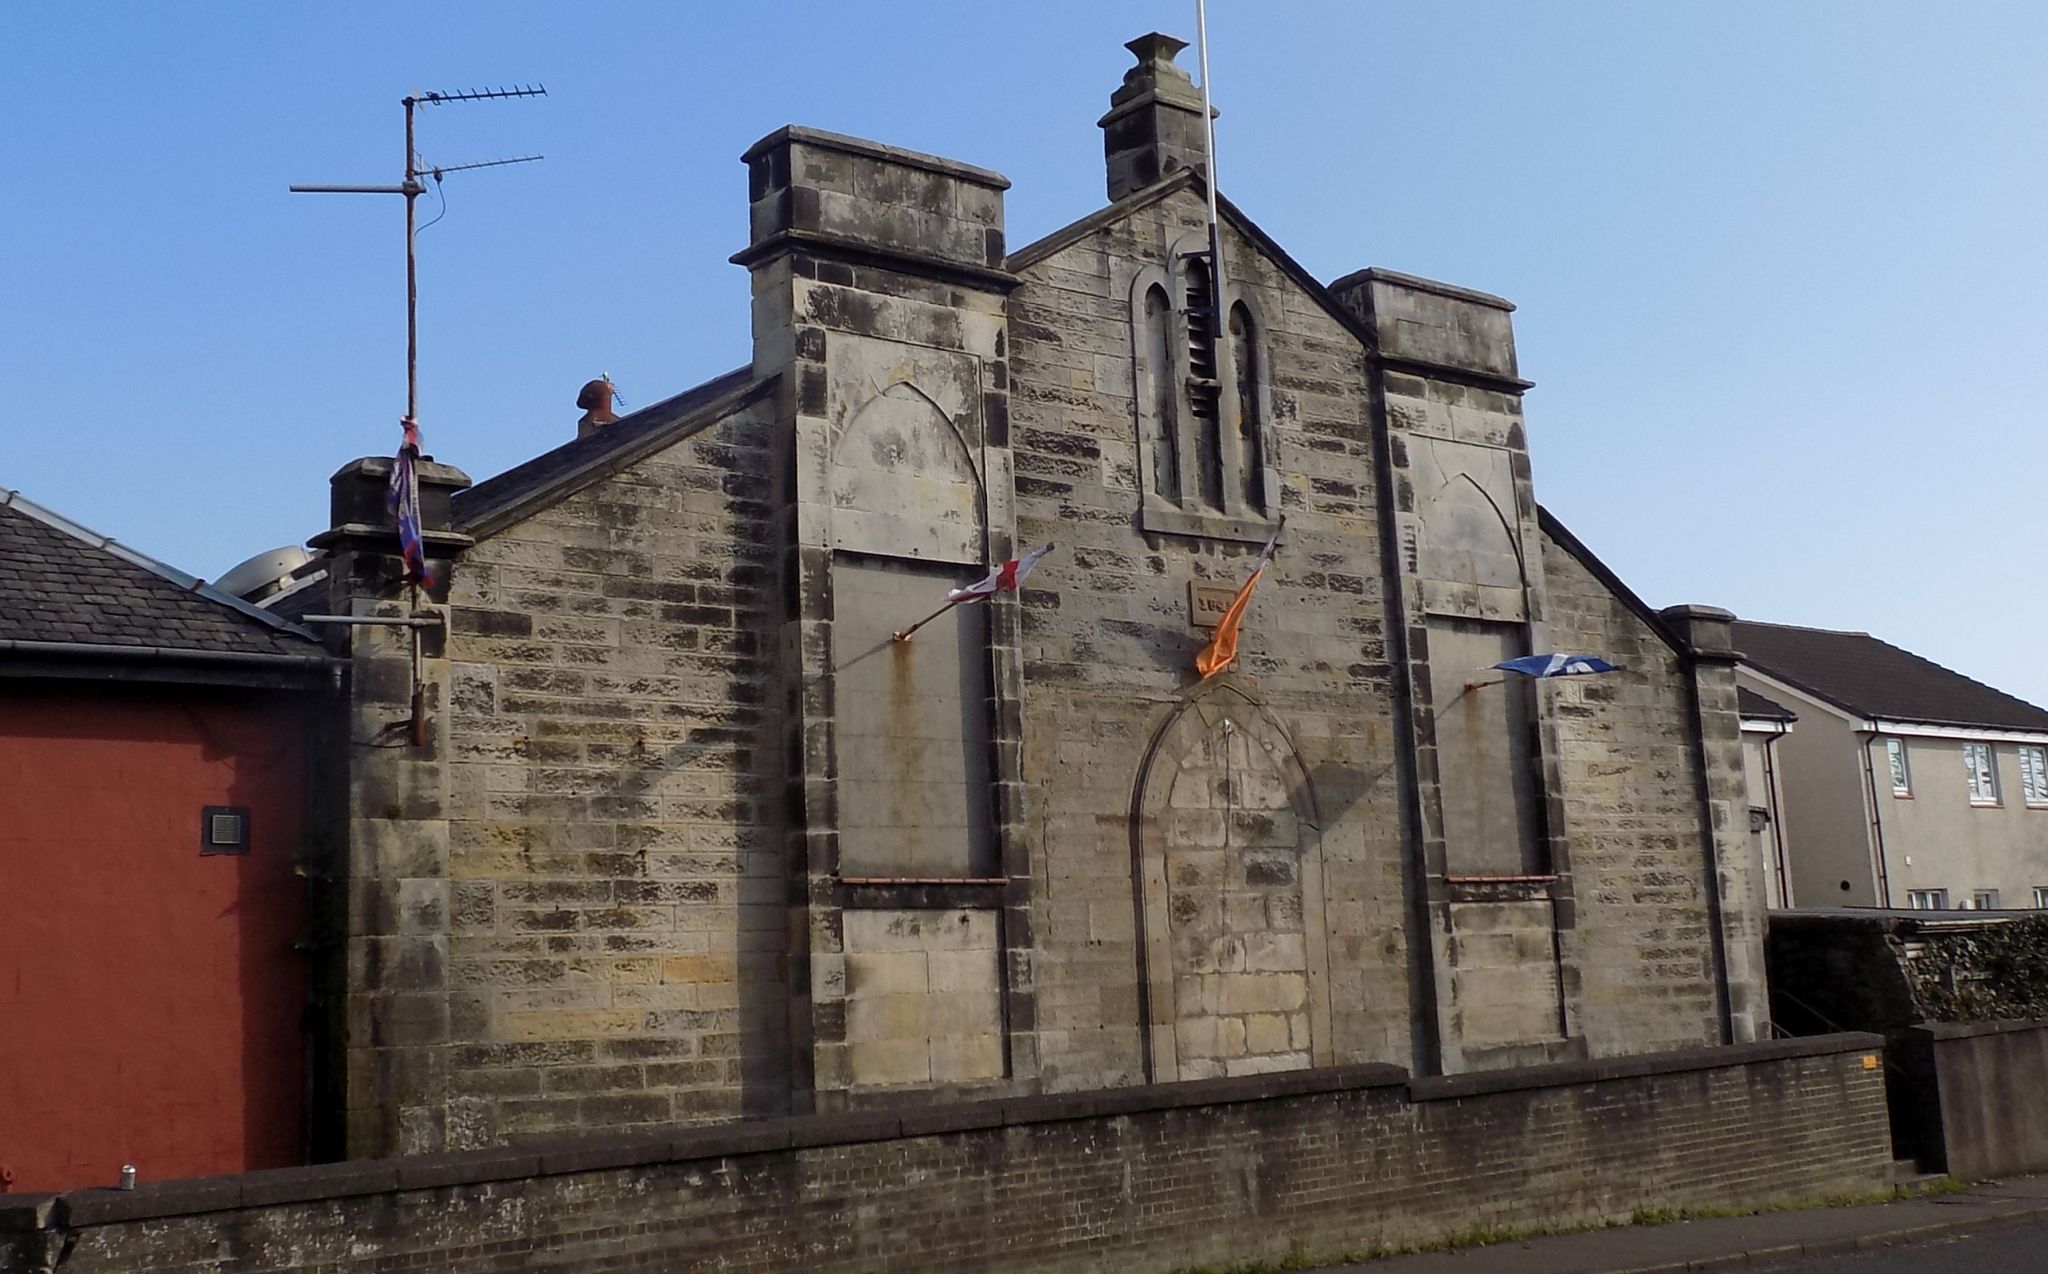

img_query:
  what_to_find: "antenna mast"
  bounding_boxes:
[290,83,547,427]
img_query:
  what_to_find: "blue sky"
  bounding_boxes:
[5,3,2045,704]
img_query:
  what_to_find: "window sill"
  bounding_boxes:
[1893,792,1914,800]
[1139,502,1277,546]
[1970,800,2003,809]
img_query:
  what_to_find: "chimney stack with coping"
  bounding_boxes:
[1099,33,1213,203]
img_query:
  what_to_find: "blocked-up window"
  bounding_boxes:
[829,554,997,880]
[1427,616,1544,876]
[1964,742,2000,805]
[2020,745,2048,805]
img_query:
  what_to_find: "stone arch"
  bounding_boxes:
[1419,470,1525,591]
[1130,680,1332,1081]
[829,380,985,565]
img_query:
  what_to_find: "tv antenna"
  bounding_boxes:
[291,84,547,427]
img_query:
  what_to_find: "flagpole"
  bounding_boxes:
[1196,0,1225,309]
[892,600,959,644]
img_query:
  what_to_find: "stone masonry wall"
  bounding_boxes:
[1006,184,1416,1087]
[0,1035,1891,1274]
[434,400,791,1145]
[1540,531,1723,1053]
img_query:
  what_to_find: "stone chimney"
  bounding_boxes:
[1099,33,1212,202]
[307,446,473,1157]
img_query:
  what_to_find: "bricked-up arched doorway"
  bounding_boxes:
[1131,681,1332,1082]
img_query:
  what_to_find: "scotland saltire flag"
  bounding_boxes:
[1494,653,1618,677]
[387,416,430,585]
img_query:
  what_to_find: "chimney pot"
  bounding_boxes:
[577,377,620,438]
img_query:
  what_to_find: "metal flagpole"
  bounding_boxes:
[1196,0,1225,310]
[891,599,962,644]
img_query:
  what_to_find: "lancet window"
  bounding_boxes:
[1130,236,1273,540]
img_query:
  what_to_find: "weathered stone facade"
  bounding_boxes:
[308,33,1769,1155]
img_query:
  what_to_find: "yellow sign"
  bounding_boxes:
[1862,1055,1879,1071]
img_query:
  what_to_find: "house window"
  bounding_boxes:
[1885,738,1911,796]
[1129,249,1272,538]
[1906,889,1950,910]
[2035,886,2048,909]
[1973,889,2001,910]
[2021,745,2048,806]
[1964,742,2000,805]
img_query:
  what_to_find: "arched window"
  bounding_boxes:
[1228,301,1263,515]
[1128,244,1275,540]
[1142,283,1180,502]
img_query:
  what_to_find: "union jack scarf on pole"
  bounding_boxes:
[388,416,430,585]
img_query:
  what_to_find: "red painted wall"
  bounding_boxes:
[0,684,308,1193]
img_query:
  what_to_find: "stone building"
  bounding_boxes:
[289,33,1770,1157]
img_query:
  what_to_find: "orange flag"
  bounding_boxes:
[1194,521,1282,679]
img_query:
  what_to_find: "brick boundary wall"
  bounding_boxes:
[0,1034,1890,1274]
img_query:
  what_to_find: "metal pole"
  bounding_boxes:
[404,96,419,425]
[891,599,962,644]
[1195,0,1226,307]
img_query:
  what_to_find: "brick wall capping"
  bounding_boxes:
[1408,1032,1884,1103]
[741,124,1011,191]
[232,1160,400,1208]
[26,1062,1423,1225]
[729,227,1020,293]
[1907,1017,2048,1042]
[0,1195,55,1232]
[392,1146,541,1191]
[56,1176,241,1227]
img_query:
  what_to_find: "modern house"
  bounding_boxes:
[1734,619,2048,911]
[0,489,330,1192]
[1739,686,1798,909]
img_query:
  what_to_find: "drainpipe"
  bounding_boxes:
[1758,725,1792,907]
[1859,731,1894,908]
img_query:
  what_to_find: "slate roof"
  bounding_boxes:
[0,491,321,661]
[1734,619,2048,733]
[1737,686,1797,722]
[453,366,771,538]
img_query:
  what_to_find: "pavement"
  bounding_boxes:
[1326,1175,2048,1273]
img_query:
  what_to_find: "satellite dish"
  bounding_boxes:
[215,545,313,602]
